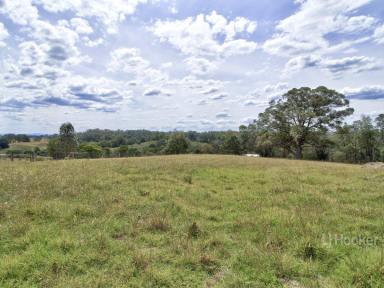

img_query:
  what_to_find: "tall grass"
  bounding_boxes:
[0,155,383,287]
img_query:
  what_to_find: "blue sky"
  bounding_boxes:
[0,0,383,133]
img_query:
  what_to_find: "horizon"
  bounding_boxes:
[1,0,384,134]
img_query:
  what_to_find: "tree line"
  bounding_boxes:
[1,86,383,163]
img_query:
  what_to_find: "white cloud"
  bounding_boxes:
[150,11,257,57]
[108,47,168,85]
[211,93,228,101]
[342,85,384,100]
[33,0,149,34]
[201,87,220,95]
[184,57,218,75]
[70,18,93,35]
[0,73,132,112]
[341,16,377,33]
[263,0,375,56]
[216,112,231,118]
[284,55,382,76]
[167,76,224,93]
[143,88,162,97]
[109,48,150,73]
[374,24,384,44]
[83,37,104,47]
[263,82,289,94]
[0,22,9,46]
[0,0,39,26]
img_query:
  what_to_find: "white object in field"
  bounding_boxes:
[245,154,260,157]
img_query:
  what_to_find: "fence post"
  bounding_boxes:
[10,152,14,162]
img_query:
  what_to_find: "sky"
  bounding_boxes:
[0,0,383,134]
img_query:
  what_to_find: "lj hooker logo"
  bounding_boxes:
[322,234,383,247]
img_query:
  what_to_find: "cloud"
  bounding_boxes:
[109,48,149,73]
[244,99,260,106]
[32,0,149,34]
[284,55,382,76]
[374,24,384,44]
[323,56,381,74]
[143,88,162,96]
[340,16,377,33]
[211,93,228,101]
[70,18,93,35]
[0,22,8,46]
[4,80,39,90]
[342,85,384,100]
[108,47,168,84]
[263,82,289,94]
[263,0,375,57]
[201,87,220,95]
[184,57,218,75]
[0,0,38,26]
[150,11,257,57]
[1,69,131,112]
[0,99,31,111]
[6,35,86,83]
[216,112,231,118]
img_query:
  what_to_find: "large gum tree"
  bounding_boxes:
[258,86,354,159]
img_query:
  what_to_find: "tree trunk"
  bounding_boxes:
[295,145,303,159]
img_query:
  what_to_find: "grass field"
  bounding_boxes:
[0,155,383,287]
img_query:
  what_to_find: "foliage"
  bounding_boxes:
[221,134,242,155]
[1,134,30,143]
[165,133,189,154]
[333,116,381,163]
[376,114,384,143]
[79,143,103,158]
[258,86,353,159]
[0,137,9,149]
[59,123,78,157]
[47,138,64,159]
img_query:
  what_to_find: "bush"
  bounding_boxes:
[221,135,242,155]
[165,133,189,154]
[0,137,9,149]
[79,143,103,158]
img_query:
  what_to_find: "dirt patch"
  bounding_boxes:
[205,269,228,287]
[281,279,306,288]
[363,162,384,169]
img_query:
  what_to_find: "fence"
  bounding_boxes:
[0,153,52,162]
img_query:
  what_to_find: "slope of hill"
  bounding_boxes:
[0,155,383,287]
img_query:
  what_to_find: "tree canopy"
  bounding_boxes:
[165,133,189,154]
[258,86,354,159]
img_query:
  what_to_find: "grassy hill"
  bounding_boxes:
[0,140,48,154]
[0,155,383,287]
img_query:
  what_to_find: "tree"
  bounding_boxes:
[0,137,9,149]
[376,114,384,143]
[309,130,333,161]
[126,147,141,157]
[59,123,78,157]
[165,133,189,154]
[118,145,129,157]
[79,143,103,158]
[354,116,379,162]
[258,86,354,159]
[239,124,257,153]
[47,138,64,159]
[221,134,242,155]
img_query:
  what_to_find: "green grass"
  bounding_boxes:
[0,141,48,153]
[0,155,383,287]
